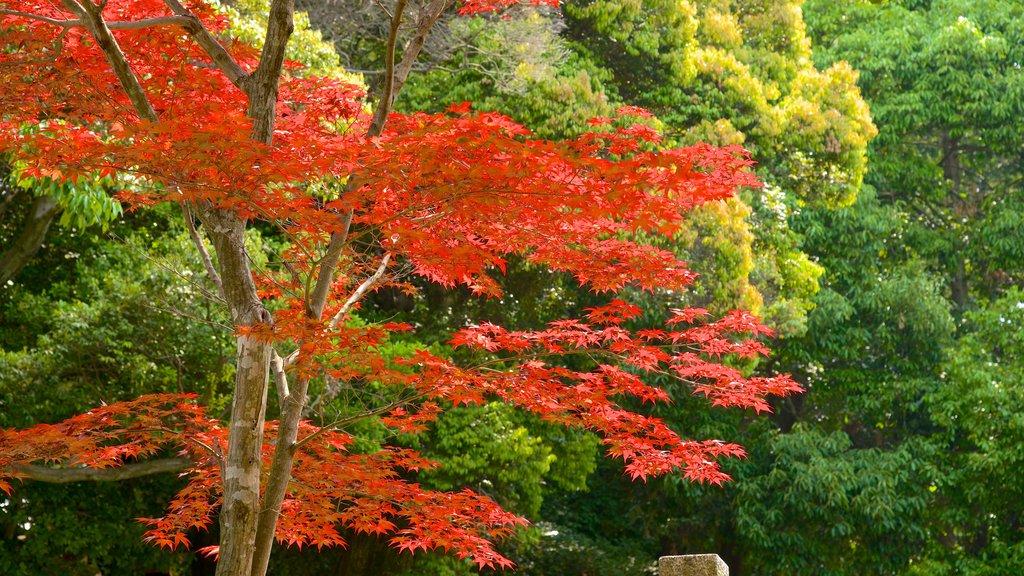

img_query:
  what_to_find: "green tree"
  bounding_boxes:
[807,0,1024,310]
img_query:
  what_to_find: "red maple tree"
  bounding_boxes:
[0,0,801,574]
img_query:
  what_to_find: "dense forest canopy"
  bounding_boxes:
[1,0,1022,575]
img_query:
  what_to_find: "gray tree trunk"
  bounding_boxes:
[201,209,273,576]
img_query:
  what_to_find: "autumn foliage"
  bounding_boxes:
[0,0,800,570]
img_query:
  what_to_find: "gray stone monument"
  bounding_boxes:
[658,554,729,576]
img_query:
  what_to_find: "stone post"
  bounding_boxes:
[658,554,729,576]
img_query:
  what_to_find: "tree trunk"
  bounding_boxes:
[250,371,309,576]
[200,209,273,576]
[0,193,60,284]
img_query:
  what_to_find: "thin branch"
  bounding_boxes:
[1,6,249,92]
[301,375,338,418]
[329,253,392,330]
[104,230,228,310]
[0,8,77,26]
[181,436,222,461]
[142,301,233,332]
[271,349,290,401]
[107,16,193,30]
[182,202,225,298]
[294,393,425,450]
[372,0,395,20]
[0,9,190,30]
[368,0,409,137]
[12,457,192,483]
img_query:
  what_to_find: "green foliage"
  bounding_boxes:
[0,215,234,424]
[399,9,615,139]
[918,290,1024,574]
[11,1,1022,574]
[734,428,931,576]
[559,0,875,340]
[0,478,190,576]
[11,171,122,231]
[0,208,233,571]
[419,403,599,517]
[806,0,1024,305]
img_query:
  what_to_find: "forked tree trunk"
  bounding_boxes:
[40,2,293,575]
[206,1,294,572]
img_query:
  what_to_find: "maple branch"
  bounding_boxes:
[372,0,395,19]
[271,349,290,401]
[247,0,295,143]
[182,436,222,461]
[281,348,301,368]
[252,341,306,575]
[0,9,187,29]
[392,0,453,100]
[58,0,158,122]
[307,209,354,319]
[254,255,391,576]
[183,203,225,298]
[2,5,247,98]
[12,457,192,483]
[368,0,408,136]
[329,253,392,330]
[162,0,250,91]
[109,15,194,29]
[0,8,75,26]
[301,375,338,418]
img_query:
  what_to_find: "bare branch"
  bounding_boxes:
[329,253,392,330]
[372,0,395,20]
[368,0,409,137]
[281,348,301,368]
[0,8,78,26]
[302,374,340,418]
[393,0,453,99]
[163,0,251,91]
[12,457,192,483]
[294,393,424,450]
[107,16,194,29]
[0,8,188,30]
[58,0,158,121]
[3,6,248,89]
[182,202,225,298]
